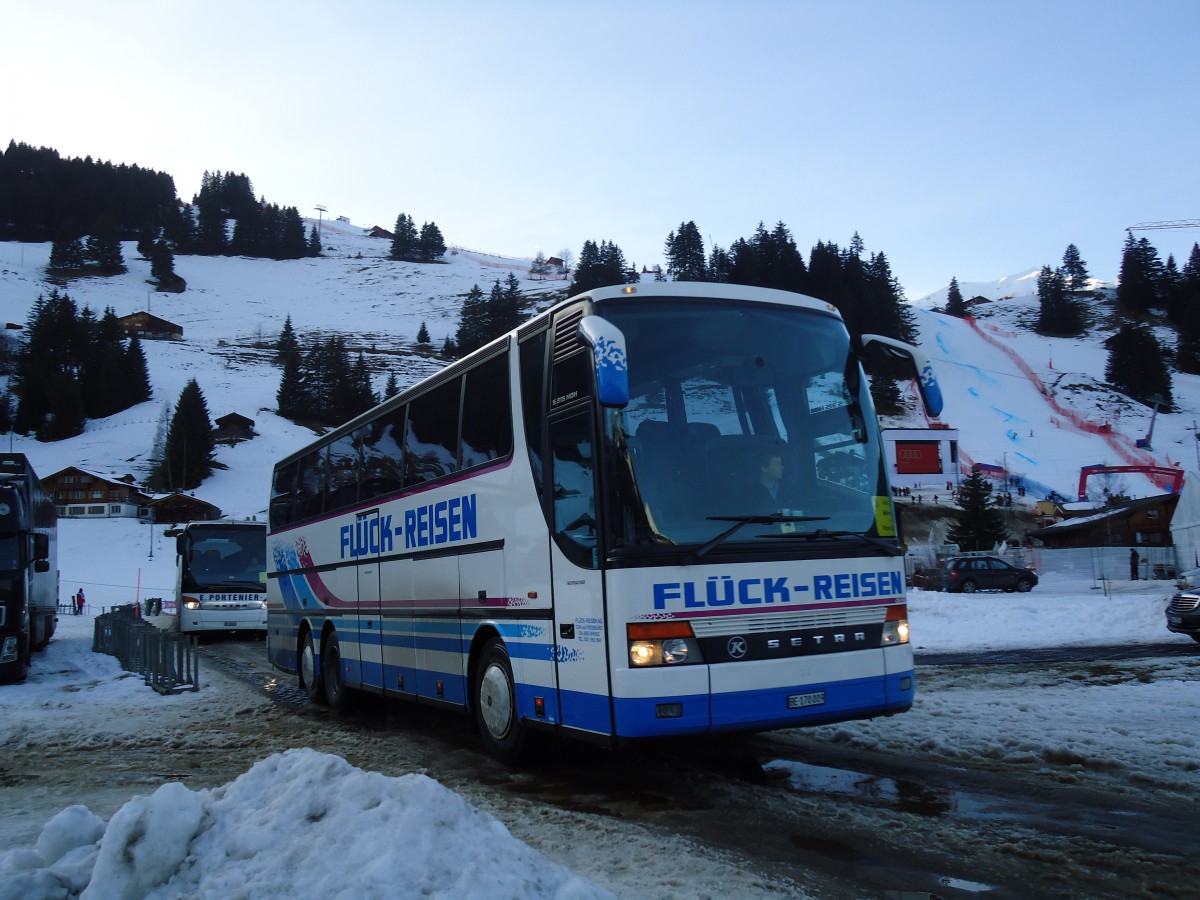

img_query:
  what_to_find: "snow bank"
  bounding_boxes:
[0,748,611,900]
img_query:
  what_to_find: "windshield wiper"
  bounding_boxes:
[684,514,830,565]
[774,529,904,556]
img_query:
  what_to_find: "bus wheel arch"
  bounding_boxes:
[472,635,527,765]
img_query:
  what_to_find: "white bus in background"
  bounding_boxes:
[173,520,267,636]
[266,282,943,762]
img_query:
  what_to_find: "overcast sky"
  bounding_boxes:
[5,0,1198,298]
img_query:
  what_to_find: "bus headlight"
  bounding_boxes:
[183,598,201,610]
[627,622,702,667]
[882,604,909,645]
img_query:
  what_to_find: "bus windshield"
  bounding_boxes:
[181,525,267,592]
[597,298,890,554]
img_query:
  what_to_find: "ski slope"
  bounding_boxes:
[911,296,1198,501]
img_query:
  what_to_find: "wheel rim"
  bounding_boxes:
[478,663,513,741]
[300,639,316,690]
[962,582,977,594]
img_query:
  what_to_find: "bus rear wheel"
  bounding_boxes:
[322,631,353,712]
[300,630,327,705]
[474,638,527,764]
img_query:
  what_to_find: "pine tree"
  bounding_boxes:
[1105,323,1173,408]
[416,322,431,344]
[150,239,176,285]
[1116,233,1163,313]
[84,214,126,274]
[307,224,323,257]
[276,351,307,419]
[275,315,300,365]
[1061,244,1089,292]
[390,213,418,261]
[1036,266,1083,336]
[1171,244,1200,373]
[945,276,967,317]
[137,226,156,260]
[529,251,550,281]
[124,336,152,404]
[277,207,308,260]
[48,224,86,272]
[153,379,216,490]
[947,468,1008,552]
[384,372,400,398]
[664,221,708,281]
[195,195,228,255]
[569,240,628,294]
[418,221,446,262]
[869,373,904,415]
[441,335,456,357]
[455,284,489,354]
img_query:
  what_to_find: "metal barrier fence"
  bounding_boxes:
[92,604,200,694]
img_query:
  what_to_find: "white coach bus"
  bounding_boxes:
[174,520,267,636]
[266,282,943,762]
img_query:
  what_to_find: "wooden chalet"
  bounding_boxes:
[1029,493,1179,550]
[147,492,222,525]
[214,412,256,444]
[117,312,183,341]
[43,467,151,519]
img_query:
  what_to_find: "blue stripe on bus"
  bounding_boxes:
[611,670,914,739]
[557,687,614,734]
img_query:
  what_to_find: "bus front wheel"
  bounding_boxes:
[474,638,527,764]
[300,630,327,705]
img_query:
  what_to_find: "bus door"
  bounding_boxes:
[354,509,385,689]
[547,409,613,736]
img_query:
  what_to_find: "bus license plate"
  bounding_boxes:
[788,691,826,709]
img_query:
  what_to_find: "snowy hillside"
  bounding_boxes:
[906,285,1200,500]
[1,225,1197,521]
[0,225,564,518]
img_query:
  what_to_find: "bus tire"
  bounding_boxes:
[300,629,327,705]
[474,638,526,764]
[322,631,353,712]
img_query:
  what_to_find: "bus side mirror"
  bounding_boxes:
[578,315,629,408]
[176,534,186,557]
[858,333,944,419]
[34,560,49,573]
[32,533,49,561]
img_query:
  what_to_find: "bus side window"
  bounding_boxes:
[550,413,598,569]
[270,461,299,529]
[461,354,512,468]
[326,429,362,513]
[519,330,548,497]
[404,378,462,487]
[361,407,406,503]
[296,450,325,522]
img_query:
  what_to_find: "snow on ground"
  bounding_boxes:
[1,520,1196,898]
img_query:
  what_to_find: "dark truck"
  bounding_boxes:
[0,454,58,683]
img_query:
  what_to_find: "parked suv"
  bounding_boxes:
[938,555,1038,594]
[1166,568,1200,643]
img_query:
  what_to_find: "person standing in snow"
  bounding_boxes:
[74,588,85,615]
[1129,548,1139,581]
